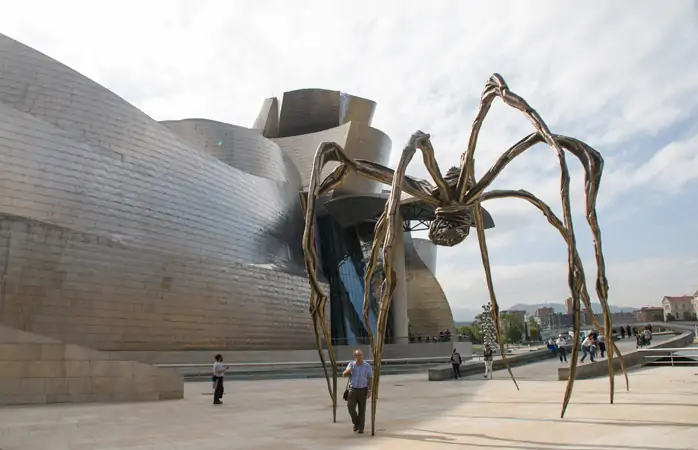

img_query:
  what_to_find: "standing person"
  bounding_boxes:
[598,333,606,358]
[212,354,227,405]
[643,327,652,345]
[450,348,462,379]
[483,344,494,379]
[626,325,631,338]
[343,349,373,434]
[556,335,568,363]
[620,326,626,339]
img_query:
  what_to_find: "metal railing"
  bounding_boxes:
[329,335,468,345]
[638,347,698,367]
[154,355,451,372]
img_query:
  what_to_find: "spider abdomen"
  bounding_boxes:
[428,204,473,247]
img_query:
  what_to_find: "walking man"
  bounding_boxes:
[450,348,462,379]
[483,344,494,379]
[212,354,227,405]
[556,334,568,362]
[343,349,373,434]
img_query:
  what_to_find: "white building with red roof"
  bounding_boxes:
[661,295,696,320]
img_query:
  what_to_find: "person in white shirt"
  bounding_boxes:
[556,335,567,362]
[212,354,227,405]
[598,334,606,358]
[580,335,595,363]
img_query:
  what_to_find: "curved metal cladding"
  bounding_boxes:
[160,119,301,186]
[272,88,391,195]
[0,34,318,351]
[403,233,455,337]
[252,97,279,138]
[276,88,376,138]
[273,122,392,194]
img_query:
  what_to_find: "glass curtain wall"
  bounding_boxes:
[316,216,393,346]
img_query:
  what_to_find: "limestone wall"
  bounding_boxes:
[0,326,183,406]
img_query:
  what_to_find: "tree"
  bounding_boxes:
[665,313,675,322]
[457,325,481,343]
[500,314,524,344]
[528,317,541,341]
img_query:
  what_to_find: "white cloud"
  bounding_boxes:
[1,0,696,310]
[438,257,698,311]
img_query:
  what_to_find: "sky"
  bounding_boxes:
[1,0,697,319]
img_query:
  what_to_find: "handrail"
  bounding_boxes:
[637,347,697,352]
[637,346,698,367]
[154,355,451,369]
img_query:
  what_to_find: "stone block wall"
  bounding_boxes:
[0,326,183,406]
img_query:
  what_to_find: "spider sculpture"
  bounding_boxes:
[300,74,629,436]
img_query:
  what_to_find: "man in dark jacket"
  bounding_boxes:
[450,349,462,379]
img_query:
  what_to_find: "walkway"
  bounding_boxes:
[0,363,695,449]
[464,333,672,381]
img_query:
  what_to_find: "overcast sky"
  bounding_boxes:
[1,0,696,317]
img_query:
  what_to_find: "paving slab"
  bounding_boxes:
[0,364,696,449]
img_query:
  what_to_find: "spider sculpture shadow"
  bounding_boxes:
[300,74,628,436]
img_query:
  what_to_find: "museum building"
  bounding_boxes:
[0,33,476,352]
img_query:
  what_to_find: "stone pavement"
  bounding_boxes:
[1,364,696,449]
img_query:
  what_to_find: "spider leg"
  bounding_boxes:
[464,133,627,398]
[303,141,440,427]
[302,143,354,423]
[478,189,628,415]
[459,74,617,417]
[362,214,387,351]
[367,131,433,436]
[472,201,519,390]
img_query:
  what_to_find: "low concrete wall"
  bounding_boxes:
[557,332,695,381]
[0,326,183,406]
[428,345,571,381]
[111,341,459,366]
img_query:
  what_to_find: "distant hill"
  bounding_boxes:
[506,303,635,315]
[451,307,481,322]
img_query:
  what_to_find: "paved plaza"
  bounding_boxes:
[1,362,696,450]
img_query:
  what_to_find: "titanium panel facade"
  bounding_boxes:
[161,118,301,185]
[404,234,455,337]
[273,121,391,194]
[252,97,280,138]
[268,88,391,195]
[276,88,376,138]
[0,34,321,351]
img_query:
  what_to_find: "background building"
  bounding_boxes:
[564,297,573,314]
[0,33,491,352]
[635,307,665,323]
[534,306,554,329]
[661,296,696,321]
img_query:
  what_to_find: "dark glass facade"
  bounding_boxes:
[316,216,393,346]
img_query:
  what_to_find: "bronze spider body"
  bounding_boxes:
[300,74,628,436]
